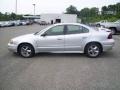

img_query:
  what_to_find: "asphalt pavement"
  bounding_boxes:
[0,24,120,90]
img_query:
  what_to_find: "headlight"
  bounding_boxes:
[9,40,17,45]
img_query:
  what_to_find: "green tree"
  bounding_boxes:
[102,6,108,15]
[116,3,120,13]
[0,12,3,20]
[65,5,78,15]
[0,12,23,21]
[90,7,99,17]
[10,13,16,20]
[79,8,90,17]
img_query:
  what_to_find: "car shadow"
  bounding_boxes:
[7,51,117,60]
[34,52,116,59]
[115,33,120,35]
[100,52,117,58]
[35,53,85,58]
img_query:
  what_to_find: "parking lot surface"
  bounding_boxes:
[0,24,120,90]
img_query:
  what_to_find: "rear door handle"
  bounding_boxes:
[57,38,62,40]
[82,37,87,39]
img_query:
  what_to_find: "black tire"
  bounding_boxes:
[96,24,100,27]
[85,43,102,58]
[110,28,116,35]
[18,44,35,58]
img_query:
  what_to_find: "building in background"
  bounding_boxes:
[35,14,77,24]
[23,15,40,20]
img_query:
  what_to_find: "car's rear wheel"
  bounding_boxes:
[110,28,116,35]
[18,44,35,58]
[85,43,102,58]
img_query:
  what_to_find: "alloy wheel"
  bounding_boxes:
[87,45,100,57]
[20,45,32,57]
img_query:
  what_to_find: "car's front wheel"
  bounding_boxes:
[18,44,35,58]
[85,43,102,58]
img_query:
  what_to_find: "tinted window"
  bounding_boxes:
[82,26,89,33]
[67,25,82,34]
[66,25,89,34]
[45,25,64,36]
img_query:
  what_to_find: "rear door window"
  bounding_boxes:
[66,25,89,34]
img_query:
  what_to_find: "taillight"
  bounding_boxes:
[108,33,112,39]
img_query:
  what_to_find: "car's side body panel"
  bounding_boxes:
[64,33,90,51]
[36,35,64,52]
[8,23,115,57]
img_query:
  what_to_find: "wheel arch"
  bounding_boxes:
[17,42,35,53]
[109,27,117,31]
[84,41,103,53]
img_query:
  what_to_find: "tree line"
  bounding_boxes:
[0,3,120,23]
[0,12,23,21]
[65,3,120,23]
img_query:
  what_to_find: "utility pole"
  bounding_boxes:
[33,4,35,15]
[15,0,17,14]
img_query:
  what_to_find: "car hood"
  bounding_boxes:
[12,33,35,41]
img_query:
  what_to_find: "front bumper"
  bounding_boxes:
[101,39,115,51]
[8,43,18,52]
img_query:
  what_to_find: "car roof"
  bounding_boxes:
[52,23,91,29]
[53,23,81,26]
[38,23,95,35]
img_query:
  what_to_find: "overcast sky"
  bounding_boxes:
[0,0,120,15]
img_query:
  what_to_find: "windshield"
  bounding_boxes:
[34,32,39,35]
[34,25,53,35]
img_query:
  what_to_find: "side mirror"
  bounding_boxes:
[41,33,47,37]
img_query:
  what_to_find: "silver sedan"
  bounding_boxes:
[8,23,115,58]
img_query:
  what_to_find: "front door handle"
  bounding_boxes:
[57,38,62,40]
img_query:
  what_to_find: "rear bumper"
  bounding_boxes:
[101,39,115,51]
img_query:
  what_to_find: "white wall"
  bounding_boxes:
[40,14,77,23]
[61,14,77,23]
